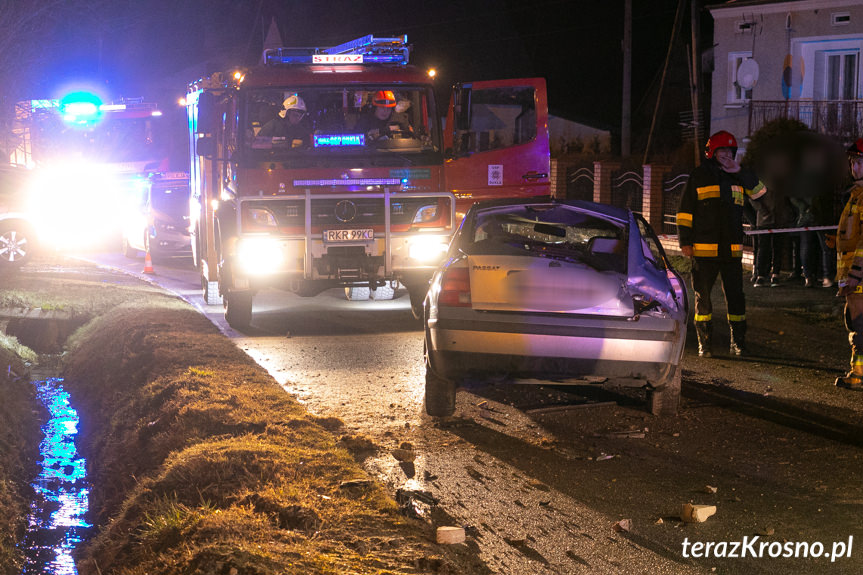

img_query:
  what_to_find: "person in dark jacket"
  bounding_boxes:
[677,131,766,357]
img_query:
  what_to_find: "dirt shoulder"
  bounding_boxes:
[0,256,489,574]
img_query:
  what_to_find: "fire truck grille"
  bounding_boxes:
[243,198,438,228]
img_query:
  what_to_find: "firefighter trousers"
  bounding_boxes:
[843,293,863,373]
[691,258,746,323]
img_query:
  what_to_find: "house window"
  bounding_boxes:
[825,51,858,100]
[832,12,851,27]
[735,20,755,34]
[728,52,753,103]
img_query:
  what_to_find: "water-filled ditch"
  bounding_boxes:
[20,378,91,575]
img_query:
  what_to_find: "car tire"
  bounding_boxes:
[649,366,681,416]
[408,287,426,320]
[122,237,140,259]
[224,292,253,329]
[425,359,456,417]
[345,286,370,301]
[0,221,35,268]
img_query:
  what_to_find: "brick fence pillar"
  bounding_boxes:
[593,161,620,205]
[642,164,671,229]
[549,158,574,200]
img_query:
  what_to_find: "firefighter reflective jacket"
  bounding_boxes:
[836,180,863,291]
[676,159,763,259]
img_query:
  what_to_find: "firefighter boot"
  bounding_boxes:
[835,363,863,390]
[729,320,747,356]
[695,321,712,358]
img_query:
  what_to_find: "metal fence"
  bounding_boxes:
[749,100,863,141]
[565,164,595,201]
[611,167,643,214]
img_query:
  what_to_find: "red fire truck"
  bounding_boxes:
[186,34,549,329]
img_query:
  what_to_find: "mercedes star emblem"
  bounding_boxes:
[335,200,357,222]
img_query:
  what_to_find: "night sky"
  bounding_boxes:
[11,0,727,152]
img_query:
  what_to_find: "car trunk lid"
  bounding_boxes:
[467,254,631,315]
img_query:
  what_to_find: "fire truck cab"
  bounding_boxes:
[186,34,549,329]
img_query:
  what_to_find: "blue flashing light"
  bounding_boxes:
[59,91,103,127]
[314,133,365,147]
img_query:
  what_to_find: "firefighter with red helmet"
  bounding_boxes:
[677,130,766,357]
[356,90,413,140]
[834,138,863,389]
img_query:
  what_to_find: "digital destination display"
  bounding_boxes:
[314,134,365,147]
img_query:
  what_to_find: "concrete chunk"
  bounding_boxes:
[681,503,716,523]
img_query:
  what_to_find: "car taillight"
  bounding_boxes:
[438,266,471,307]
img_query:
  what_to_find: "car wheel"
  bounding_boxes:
[345,286,370,301]
[122,237,140,259]
[408,287,426,320]
[0,222,35,268]
[649,366,681,416]
[425,359,456,417]
[224,292,253,329]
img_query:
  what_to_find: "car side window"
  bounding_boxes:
[635,215,668,270]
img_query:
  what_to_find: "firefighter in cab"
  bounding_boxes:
[356,90,413,141]
[834,138,863,390]
[258,93,313,147]
[676,130,766,358]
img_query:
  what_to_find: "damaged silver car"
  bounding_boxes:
[423,198,688,417]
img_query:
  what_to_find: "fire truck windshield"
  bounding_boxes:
[244,86,440,161]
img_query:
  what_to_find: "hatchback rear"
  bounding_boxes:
[423,198,688,416]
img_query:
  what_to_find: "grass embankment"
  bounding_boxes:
[63,302,483,573]
[0,337,38,574]
[0,258,485,574]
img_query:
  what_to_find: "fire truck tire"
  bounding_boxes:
[344,287,370,301]
[370,281,398,301]
[0,221,36,268]
[202,277,222,306]
[648,365,681,416]
[224,292,253,329]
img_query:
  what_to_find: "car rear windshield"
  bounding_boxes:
[467,205,627,273]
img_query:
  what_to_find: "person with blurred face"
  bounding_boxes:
[677,131,766,358]
[834,138,863,389]
[357,90,412,140]
[258,93,312,147]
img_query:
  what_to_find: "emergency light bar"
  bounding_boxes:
[264,34,410,66]
[293,178,405,187]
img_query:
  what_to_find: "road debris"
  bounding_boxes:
[596,453,615,461]
[704,485,718,494]
[525,401,617,415]
[396,489,439,520]
[613,518,632,532]
[681,503,717,523]
[436,526,466,544]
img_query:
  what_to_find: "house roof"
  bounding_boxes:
[709,0,859,16]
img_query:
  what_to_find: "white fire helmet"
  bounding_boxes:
[279,94,307,118]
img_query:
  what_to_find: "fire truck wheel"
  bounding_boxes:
[344,286,370,301]
[370,281,398,301]
[202,277,222,306]
[224,292,253,329]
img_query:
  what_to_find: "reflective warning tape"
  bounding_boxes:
[745,225,836,235]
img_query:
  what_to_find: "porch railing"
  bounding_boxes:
[749,100,863,141]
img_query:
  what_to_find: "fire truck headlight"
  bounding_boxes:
[409,236,448,262]
[247,207,278,228]
[236,237,284,275]
[412,204,439,224]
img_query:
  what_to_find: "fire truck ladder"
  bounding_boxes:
[263,34,410,66]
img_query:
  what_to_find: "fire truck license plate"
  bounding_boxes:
[324,229,374,242]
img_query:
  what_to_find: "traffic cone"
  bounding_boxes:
[143,248,155,274]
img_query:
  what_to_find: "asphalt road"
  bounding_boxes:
[87,250,863,575]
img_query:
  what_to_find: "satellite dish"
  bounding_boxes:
[737,58,760,90]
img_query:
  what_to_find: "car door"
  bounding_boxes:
[443,78,550,219]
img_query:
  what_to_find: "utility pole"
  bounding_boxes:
[621,0,632,157]
[690,0,701,166]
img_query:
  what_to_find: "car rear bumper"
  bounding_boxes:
[427,315,684,386]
